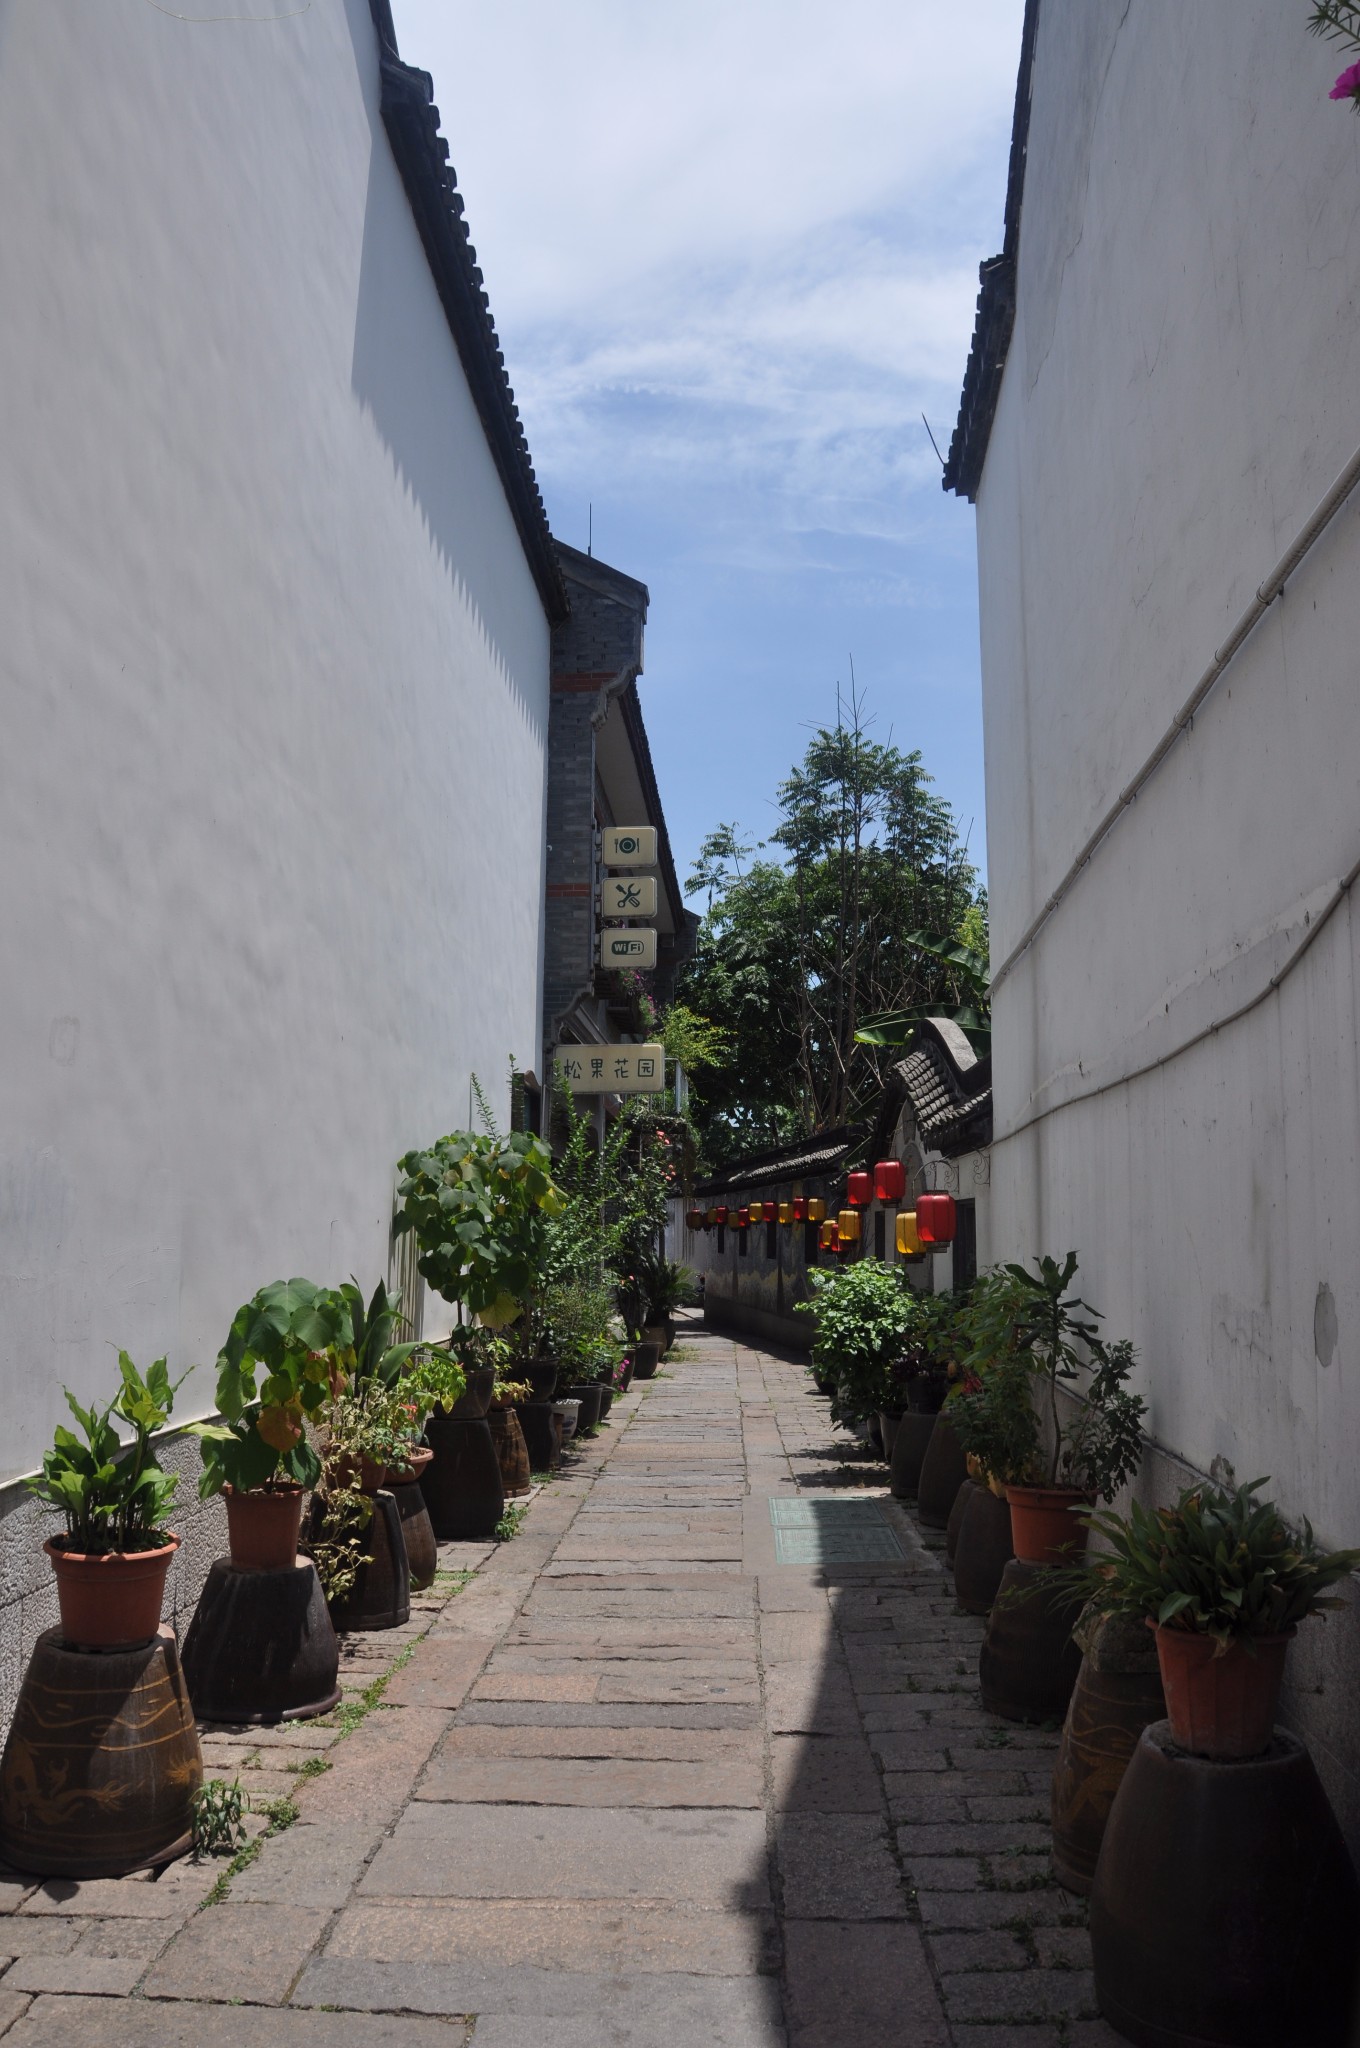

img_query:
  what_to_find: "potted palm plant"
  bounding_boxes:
[190,1277,351,1570]
[31,1351,187,1649]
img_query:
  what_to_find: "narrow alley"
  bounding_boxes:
[0,1325,1116,2047]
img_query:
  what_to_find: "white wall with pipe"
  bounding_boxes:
[973,0,1360,1834]
[0,0,551,1503]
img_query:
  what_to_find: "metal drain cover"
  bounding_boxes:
[768,1496,907,1564]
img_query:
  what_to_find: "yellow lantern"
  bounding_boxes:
[895,1210,923,1257]
[778,1202,794,1226]
[819,1218,838,1249]
[838,1209,861,1245]
[806,1198,827,1224]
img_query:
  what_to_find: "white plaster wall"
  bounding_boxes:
[0,0,551,1486]
[974,0,1360,1833]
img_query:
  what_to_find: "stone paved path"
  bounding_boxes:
[0,1322,1124,2045]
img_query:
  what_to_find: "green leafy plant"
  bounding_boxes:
[406,1342,470,1417]
[1309,2,1360,54]
[394,1130,564,1331]
[998,1255,1145,1495]
[343,1277,420,1392]
[30,1351,188,1553]
[796,1261,922,1426]
[1074,1480,1360,1651]
[948,1352,1041,1489]
[192,1778,249,1857]
[191,1278,353,1498]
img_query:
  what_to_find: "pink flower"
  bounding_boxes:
[1329,59,1360,102]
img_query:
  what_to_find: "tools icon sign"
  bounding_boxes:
[601,875,657,918]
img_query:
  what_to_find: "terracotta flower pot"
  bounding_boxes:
[1005,1483,1092,1564]
[224,1484,305,1572]
[44,1534,180,1651]
[383,1444,433,1488]
[1153,1624,1292,1760]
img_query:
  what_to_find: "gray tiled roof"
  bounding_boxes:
[694,1128,860,1197]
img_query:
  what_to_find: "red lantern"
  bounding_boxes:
[916,1192,957,1246]
[874,1159,905,1204]
[792,1197,808,1222]
[846,1171,873,1207]
[736,1207,749,1228]
[715,1205,728,1226]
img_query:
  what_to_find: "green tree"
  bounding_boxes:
[677,692,980,1161]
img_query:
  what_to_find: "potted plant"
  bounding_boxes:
[970,1254,1146,1562]
[795,1260,919,1445]
[31,1350,187,1649]
[1075,1479,1360,1759]
[190,1277,352,1571]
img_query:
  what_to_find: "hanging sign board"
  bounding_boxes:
[601,875,657,918]
[602,827,657,868]
[599,928,658,969]
[555,1044,665,1094]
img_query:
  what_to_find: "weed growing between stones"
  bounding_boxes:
[191,1778,248,1857]
[494,1502,528,1542]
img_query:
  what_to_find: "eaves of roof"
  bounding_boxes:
[942,0,1041,503]
[367,5,568,623]
[694,1127,862,1197]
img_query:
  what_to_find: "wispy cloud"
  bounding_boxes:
[389,0,1023,880]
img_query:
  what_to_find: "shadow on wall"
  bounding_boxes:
[343,0,545,746]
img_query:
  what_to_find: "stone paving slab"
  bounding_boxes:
[325,1898,779,1975]
[293,1958,785,2044]
[5,1997,469,2045]
[359,1802,771,1904]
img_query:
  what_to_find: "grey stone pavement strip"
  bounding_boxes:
[0,1320,1129,2047]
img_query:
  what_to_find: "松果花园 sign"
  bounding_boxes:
[601,875,657,918]
[599,928,658,969]
[555,1044,665,1094]
[602,827,657,868]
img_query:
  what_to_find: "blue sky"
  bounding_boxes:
[389,0,1026,896]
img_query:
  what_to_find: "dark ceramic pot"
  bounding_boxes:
[391,1477,438,1590]
[944,1478,971,1565]
[978,1558,1082,1724]
[916,1413,968,1528]
[487,1405,532,1496]
[878,1411,902,1457]
[181,1559,340,1724]
[515,1403,559,1472]
[421,1413,504,1539]
[566,1383,604,1432]
[1051,1610,1166,1894]
[0,1626,202,1878]
[525,1359,559,1403]
[320,1489,411,1632]
[632,1341,662,1381]
[889,1410,936,1501]
[597,1384,615,1422]
[1090,1724,1360,2048]
[953,1483,1015,1615]
[448,1362,497,1419]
